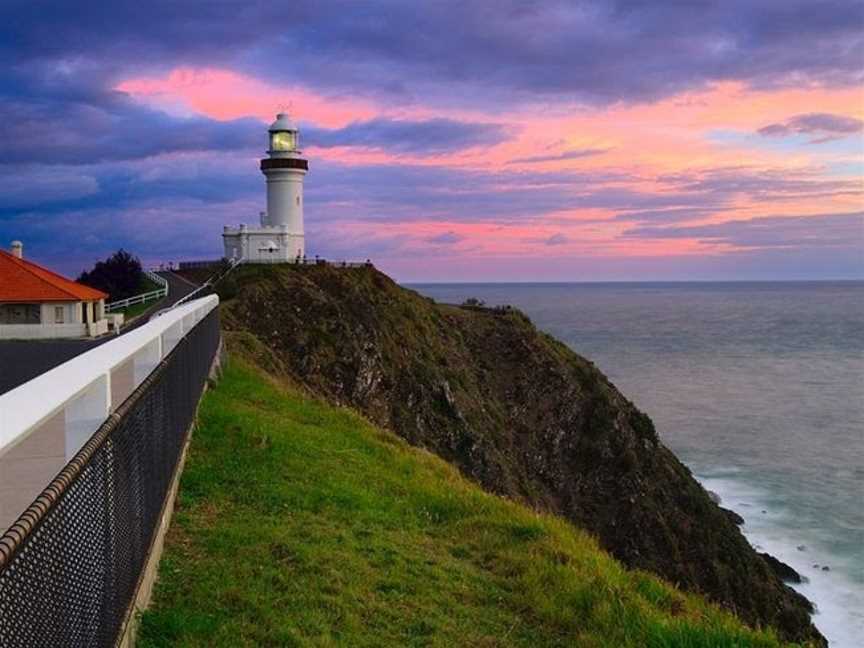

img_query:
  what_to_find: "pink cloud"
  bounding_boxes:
[116,68,863,270]
[117,67,378,128]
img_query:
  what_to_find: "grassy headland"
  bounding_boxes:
[138,353,795,647]
[202,263,819,643]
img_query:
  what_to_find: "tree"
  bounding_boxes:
[78,249,144,301]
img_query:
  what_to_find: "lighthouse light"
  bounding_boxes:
[271,131,296,151]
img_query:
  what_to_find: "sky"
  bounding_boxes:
[1,1,862,282]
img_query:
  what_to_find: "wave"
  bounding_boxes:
[698,470,864,647]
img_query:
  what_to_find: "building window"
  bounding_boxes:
[0,304,40,324]
[296,196,300,205]
[55,306,64,324]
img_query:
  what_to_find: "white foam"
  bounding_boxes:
[698,473,864,647]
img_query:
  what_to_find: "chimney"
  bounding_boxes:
[10,241,23,259]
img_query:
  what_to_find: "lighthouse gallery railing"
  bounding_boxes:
[0,295,220,647]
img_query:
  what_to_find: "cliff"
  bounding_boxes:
[211,263,822,644]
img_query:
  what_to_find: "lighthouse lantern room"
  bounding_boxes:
[223,113,309,263]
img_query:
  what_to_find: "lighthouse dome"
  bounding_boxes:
[269,112,297,132]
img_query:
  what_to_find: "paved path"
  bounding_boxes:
[0,271,203,395]
[156,270,199,304]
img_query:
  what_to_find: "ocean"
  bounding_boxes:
[410,281,864,647]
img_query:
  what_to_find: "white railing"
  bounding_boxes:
[242,256,372,267]
[105,271,169,313]
[0,295,219,529]
[144,269,168,289]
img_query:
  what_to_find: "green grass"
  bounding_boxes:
[117,276,165,320]
[118,299,155,320]
[138,354,795,647]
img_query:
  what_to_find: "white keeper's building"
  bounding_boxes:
[0,242,109,339]
[223,113,308,263]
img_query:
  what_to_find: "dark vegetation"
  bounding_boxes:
[77,249,144,301]
[201,263,822,645]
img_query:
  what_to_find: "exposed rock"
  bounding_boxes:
[721,507,745,526]
[797,544,807,551]
[217,263,824,645]
[760,552,804,585]
[707,490,722,504]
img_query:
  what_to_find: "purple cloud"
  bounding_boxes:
[509,148,610,164]
[425,231,465,245]
[758,113,864,143]
[306,118,509,155]
[613,207,733,224]
[657,166,862,203]
[0,93,260,165]
[2,1,862,110]
[544,233,570,246]
[623,211,864,249]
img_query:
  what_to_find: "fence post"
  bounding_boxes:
[64,373,110,461]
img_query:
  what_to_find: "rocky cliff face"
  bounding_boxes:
[216,263,822,644]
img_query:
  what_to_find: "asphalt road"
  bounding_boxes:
[0,271,201,395]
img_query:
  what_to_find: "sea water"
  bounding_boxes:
[410,281,864,646]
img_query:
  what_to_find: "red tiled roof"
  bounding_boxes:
[0,250,108,303]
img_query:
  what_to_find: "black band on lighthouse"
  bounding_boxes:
[260,158,309,171]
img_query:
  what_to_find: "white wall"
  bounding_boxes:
[87,319,108,337]
[39,301,78,325]
[0,300,108,339]
[223,228,304,263]
[264,167,305,234]
[0,323,88,340]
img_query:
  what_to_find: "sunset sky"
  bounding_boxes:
[1,1,862,281]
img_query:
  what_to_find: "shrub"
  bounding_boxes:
[77,249,143,301]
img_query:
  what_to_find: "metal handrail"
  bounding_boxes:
[163,257,244,313]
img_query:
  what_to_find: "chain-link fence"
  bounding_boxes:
[0,308,220,647]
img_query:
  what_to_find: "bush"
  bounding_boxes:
[78,249,143,301]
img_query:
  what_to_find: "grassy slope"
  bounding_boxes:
[117,276,165,319]
[118,299,155,320]
[138,353,794,647]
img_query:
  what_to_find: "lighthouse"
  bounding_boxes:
[261,113,307,249]
[222,113,309,263]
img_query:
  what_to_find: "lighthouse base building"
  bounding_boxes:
[223,113,308,264]
[223,221,304,264]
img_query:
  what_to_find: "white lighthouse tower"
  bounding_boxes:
[261,113,307,251]
[223,113,309,263]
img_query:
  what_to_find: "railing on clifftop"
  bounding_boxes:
[177,257,373,270]
[0,295,220,647]
[253,256,373,267]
